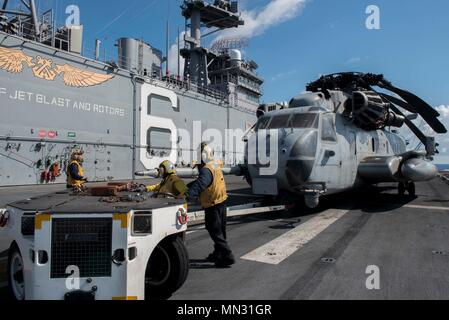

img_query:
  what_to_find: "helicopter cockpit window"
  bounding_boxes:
[321,114,337,142]
[290,113,319,129]
[255,117,270,131]
[266,115,291,129]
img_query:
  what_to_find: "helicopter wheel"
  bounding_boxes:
[398,182,406,196]
[407,182,416,197]
[304,193,320,209]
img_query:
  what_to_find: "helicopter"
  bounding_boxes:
[243,72,448,208]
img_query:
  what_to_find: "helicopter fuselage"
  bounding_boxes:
[246,91,438,208]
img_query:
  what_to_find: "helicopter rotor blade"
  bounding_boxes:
[388,104,439,156]
[306,72,447,134]
[377,79,440,118]
[380,93,419,114]
[388,104,428,147]
[379,93,447,134]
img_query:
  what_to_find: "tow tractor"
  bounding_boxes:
[0,184,189,300]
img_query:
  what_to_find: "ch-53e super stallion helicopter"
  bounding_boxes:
[243,72,447,208]
[137,72,447,209]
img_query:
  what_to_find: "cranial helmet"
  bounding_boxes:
[71,149,84,161]
[198,142,215,164]
[159,160,176,177]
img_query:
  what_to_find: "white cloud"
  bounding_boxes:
[218,0,308,39]
[433,106,449,158]
[271,69,298,82]
[167,0,309,76]
[399,105,449,156]
[345,56,371,65]
[436,105,449,118]
[167,31,187,77]
[345,57,362,65]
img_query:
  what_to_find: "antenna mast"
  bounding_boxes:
[181,0,244,87]
[0,0,41,37]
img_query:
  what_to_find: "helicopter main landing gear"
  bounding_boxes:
[398,181,416,197]
[304,191,321,209]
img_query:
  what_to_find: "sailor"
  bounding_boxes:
[66,149,87,190]
[185,143,235,267]
[144,160,188,197]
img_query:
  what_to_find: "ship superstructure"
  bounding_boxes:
[0,0,263,186]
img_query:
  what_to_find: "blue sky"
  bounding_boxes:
[43,0,449,161]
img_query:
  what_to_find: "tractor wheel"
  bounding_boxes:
[145,237,189,300]
[8,243,25,301]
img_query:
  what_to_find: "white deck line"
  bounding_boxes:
[241,209,349,265]
[405,205,449,211]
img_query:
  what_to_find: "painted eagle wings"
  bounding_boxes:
[55,64,114,87]
[0,47,34,73]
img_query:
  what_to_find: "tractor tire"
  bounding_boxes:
[8,243,25,301]
[145,236,189,300]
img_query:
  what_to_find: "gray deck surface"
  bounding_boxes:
[1,177,449,300]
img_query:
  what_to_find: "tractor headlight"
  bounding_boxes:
[132,211,152,236]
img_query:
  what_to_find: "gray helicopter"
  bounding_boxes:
[243,73,447,208]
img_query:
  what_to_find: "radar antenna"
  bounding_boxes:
[210,36,249,55]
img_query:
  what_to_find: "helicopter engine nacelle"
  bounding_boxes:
[358,156,437,183]
[401,158,438,182]
[352,91,405,130]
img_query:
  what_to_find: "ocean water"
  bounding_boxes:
[436,164,449,171]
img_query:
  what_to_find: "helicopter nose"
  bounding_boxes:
[286,160,314,186]
[285,131,318,187]
[289,130,318,159]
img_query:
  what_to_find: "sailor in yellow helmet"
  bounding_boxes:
[145,160,188,198]
[66,149,88,190]
[185,142,235,268]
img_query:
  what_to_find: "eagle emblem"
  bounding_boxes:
[54,64,114,87]
[0,47,114,87]
[0,47,35,73]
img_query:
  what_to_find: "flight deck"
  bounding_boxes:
[1,176,449,300]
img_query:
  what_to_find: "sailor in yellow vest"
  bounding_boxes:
[185,143,235,267]
[66,149,88,190]
[144,160,188,198]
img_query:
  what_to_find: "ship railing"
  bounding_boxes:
[4,19,71,51]
[153,76,230,103]
[4,22,239,106]
[10,21,39,41]
[237,81,262,94]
